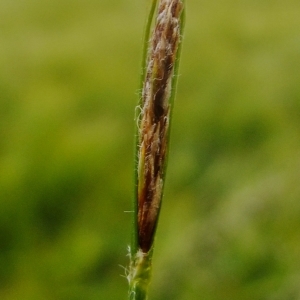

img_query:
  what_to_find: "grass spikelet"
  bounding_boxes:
[128,1,185,299]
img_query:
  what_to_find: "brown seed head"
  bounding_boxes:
[137,0,183,252]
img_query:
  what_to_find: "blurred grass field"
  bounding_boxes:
[1,0,300,299]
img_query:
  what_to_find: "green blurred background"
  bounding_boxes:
[1,0,300,299]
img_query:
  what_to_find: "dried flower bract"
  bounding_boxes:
[137,0,184,253]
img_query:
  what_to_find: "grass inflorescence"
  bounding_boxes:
[128,1,185,299]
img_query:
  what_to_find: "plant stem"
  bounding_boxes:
[128,1,185,299]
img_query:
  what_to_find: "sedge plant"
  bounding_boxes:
[127,1,186,299]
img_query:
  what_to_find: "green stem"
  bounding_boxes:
[128,249,153,300]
